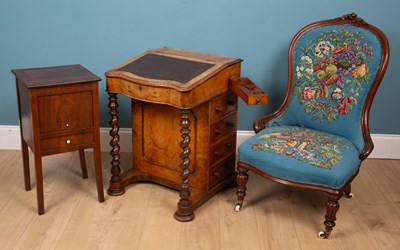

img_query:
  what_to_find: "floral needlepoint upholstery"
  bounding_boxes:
[271,25,383,152]
[234,13,389,238]
[239,126,360,189]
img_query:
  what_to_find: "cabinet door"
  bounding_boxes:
[38,91,94,133]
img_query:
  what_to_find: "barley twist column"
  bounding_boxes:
[107,93,125,195]
[174,109,194,221]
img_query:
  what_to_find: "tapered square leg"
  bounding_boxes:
[93,145,105,203]
[21,140,31,191]
[33,152,44,215]
[79,149,89,179]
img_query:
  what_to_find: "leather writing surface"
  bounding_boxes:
[118,53,215,84]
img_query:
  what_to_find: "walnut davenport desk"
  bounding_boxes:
[12,64,105,215]
[105,48,267,221]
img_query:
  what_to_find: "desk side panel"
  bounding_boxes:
[131,100,210,191]
[17,81,34,150]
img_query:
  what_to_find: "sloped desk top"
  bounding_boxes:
[105,47,242,108]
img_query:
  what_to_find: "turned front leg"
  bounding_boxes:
[107,93,125,196]
[318,198,340,238]
[174,109,194,222]
[235,164,249,212]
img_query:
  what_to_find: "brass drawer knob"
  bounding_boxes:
[66,139,71,144]
[66,123,70,127]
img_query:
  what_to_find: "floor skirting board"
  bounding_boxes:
[1,126,399,159]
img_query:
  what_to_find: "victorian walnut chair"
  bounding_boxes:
[234,13,389,238]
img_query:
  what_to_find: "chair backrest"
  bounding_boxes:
[273,13,389,158]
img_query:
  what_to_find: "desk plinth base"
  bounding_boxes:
[107,167,235,221]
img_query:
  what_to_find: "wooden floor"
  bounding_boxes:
[0,150,399,250]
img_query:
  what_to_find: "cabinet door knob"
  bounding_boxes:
[66,139,71,144]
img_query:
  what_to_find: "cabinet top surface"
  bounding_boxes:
[105,47,242,91]
[12,64,101,88]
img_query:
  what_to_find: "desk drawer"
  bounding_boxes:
[209,156,235,189]
[210,113,237,142]
[210,134,236,166]
[209,92,237,123]
[41,133,94,152]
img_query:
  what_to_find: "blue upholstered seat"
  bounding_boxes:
[234,13,389,239]
[238,126,360,189]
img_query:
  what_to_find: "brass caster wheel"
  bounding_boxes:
[235,203,242,212]
[317,231,330,239]
[344,192,354,199]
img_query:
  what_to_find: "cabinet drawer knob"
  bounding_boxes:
[215,107,222,113]
[66,139,71,144]
[213,172,221,177]
[214,151,222,157]
[225,121,235,128]
[226,143,233,149]
[227,99,236,106]
[66,123,70,127]
[215,129,222,136]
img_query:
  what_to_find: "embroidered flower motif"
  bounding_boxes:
[302,87,316,101]
[251,127,349,169]
[315,41,335,58]
[331,88,344,101]
[337,97,355,115]
[352,64,369,78]
[295,29,374,123]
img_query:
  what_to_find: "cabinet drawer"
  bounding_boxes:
[41,133,94,152]
[210,113,237,142]
[38,91,94,133]
[209,92,237,123]
[210,134,236,166]
[209,156,235,189]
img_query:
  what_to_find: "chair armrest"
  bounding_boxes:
[253,110,283,133]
